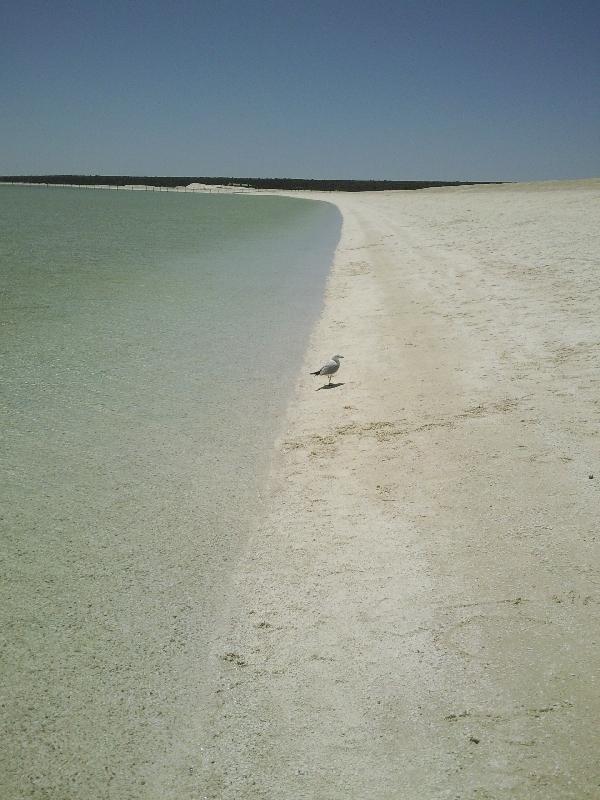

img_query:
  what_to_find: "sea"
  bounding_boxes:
[0,184,340,796]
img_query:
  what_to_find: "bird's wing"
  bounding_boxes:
[319,359,338,375]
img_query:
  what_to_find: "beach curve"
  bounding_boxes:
[202,179,600,799]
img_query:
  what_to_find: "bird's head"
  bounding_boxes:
[332,354,344,361]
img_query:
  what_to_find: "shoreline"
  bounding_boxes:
[201,179,600,798]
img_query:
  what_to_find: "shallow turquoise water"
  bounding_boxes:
[0,185,340,797]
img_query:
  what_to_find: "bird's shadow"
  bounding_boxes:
[316,382,344,391]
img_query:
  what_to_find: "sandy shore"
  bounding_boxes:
[199,180,600,799]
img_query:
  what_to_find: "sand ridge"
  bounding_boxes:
[202,180,600,799]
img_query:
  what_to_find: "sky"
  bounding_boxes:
[2,0,599,181]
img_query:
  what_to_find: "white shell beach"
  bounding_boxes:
[203,179,600,799]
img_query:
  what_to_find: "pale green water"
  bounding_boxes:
[0,185,340,798]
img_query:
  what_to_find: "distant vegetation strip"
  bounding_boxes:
[0,175,502,192]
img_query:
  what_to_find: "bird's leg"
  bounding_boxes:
[328,374,332,385]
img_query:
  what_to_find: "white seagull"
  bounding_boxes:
[311,354,344,385]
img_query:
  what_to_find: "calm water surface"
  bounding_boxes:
[0,185,340,797]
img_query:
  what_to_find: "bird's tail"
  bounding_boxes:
[310,370,321,376]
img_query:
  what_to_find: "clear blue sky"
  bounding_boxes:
[2,0,599,180]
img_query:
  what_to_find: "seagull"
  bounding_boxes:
[311,354,344,385]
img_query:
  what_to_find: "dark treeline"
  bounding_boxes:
[0,175,502,191]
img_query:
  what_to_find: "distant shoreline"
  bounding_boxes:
[0,181,256,194]
[0,174,503,192]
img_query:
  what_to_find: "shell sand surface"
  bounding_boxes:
[203,180,600,799]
